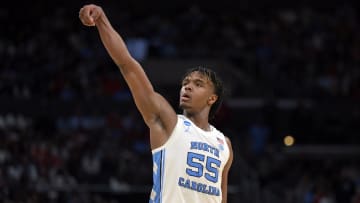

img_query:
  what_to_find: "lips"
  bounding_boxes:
[180,93,191,101]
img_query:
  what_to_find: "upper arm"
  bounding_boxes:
[118,59,177,149]
[118,59,162,122]
[119,59,177,138]
[221,136,234,203]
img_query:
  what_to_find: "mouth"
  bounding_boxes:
[180,93,191,102]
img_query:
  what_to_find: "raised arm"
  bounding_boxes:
[79,4,177,148]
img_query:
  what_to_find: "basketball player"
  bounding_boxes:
[79,4,233,203]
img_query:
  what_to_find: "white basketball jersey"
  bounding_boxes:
[149,115,230,203]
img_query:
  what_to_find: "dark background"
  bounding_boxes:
[1,0,359,202]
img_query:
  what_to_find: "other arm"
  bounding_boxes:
[221,136,234,203]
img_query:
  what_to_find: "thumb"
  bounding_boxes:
[89,16,95,25]
[89,9,101,23]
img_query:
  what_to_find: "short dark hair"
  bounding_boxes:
[182,66,224,120]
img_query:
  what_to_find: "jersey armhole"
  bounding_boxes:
[151,115,181,153]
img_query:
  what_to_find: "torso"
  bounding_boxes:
[149,115,230,203]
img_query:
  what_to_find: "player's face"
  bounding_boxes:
[179,71,217,113]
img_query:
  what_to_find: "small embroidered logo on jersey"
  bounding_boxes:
[183,120,191,132]
[217,137,224,151]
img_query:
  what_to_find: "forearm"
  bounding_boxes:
[95,13,133,70]
[93,8,160,120]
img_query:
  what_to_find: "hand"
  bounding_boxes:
[79,4,103,26]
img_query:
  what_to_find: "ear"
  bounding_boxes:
[207,94,218,106]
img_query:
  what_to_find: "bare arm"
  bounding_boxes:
[79,4,177,148]
[221,136,234,203]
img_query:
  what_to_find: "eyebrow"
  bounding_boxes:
[182,77,207,84]
[194,79,206,84]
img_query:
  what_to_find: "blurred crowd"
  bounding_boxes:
[1,0,360,202]
[1,2,360,100]
[0,109,152,202]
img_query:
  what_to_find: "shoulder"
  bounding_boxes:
[210,127,233,163]
[210,125,229,143]
[224,136,232,148]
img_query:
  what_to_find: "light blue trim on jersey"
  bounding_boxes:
[149,149,165,203]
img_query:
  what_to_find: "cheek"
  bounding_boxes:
[195,91,210,104]
[179,87,185,94]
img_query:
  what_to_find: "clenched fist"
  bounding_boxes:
[79,4,103,26]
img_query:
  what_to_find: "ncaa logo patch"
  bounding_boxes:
[183,120,191,132]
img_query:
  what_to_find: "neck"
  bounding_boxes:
[183,111,211,131]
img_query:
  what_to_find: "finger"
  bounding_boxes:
[90,9,99,20]
[81,17,95,26]
[78,7,84,20]
[79,6,95,26]
[84,6,96,25]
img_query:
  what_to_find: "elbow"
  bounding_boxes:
[116,55,138,73]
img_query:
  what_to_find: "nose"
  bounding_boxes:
[184,84,192,91]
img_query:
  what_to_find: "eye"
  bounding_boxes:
[195,81,204,87]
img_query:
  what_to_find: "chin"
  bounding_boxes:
[179,103,185,109]
[179,103,189,110]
